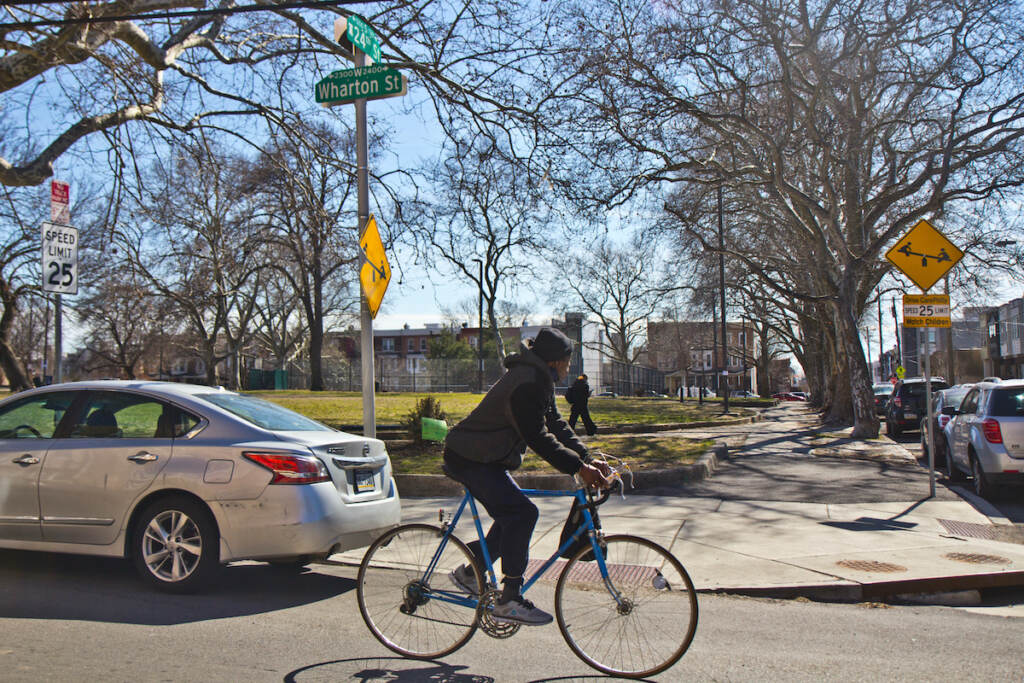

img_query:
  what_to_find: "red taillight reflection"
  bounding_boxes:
[244,452,331,484]
[981,419,1003,444]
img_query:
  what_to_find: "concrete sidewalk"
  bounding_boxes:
[337,407,1024,603]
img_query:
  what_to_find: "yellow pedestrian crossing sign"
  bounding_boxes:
[885,219,962,292]
[359,214,390,319]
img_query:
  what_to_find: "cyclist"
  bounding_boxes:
[443,327,611,626]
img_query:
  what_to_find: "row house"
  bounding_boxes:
[646,320,759,396]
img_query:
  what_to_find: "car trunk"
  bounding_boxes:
[990,388,1024,459]
[275,431,393,502]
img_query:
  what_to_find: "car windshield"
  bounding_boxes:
[873,385,892,396]
[197,393,332,431]
[903,382,948,398]
[989,388,1024,417]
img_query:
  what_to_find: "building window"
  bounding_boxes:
[382,338,395,352]
[420,338,428,352]
[408,339,415,352]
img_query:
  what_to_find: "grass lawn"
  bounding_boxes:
[386,434,713,475]
[250,390,756,428]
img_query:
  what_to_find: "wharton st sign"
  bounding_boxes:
[315,66,407,106]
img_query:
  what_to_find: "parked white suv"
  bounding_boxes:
[944,379,1024,499]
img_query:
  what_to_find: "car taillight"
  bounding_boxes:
[938,415,950,429]
[981,419,1003,444]
[893,397,902,408]
[244,452,331,484]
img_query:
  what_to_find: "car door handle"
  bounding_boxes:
[128,452,159,463]
[12,455,39,466]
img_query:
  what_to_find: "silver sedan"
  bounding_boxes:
[0,380,401,592]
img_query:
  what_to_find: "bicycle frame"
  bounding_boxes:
[423,486,623,611]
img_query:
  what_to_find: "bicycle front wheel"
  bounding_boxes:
[357,523,483,659]
[554,534,698,679]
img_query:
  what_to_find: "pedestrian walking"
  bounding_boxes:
[443,327,611,626]
[566,373,598,436]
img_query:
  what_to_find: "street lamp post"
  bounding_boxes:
[472,258,483,393]
[717,184,730,415]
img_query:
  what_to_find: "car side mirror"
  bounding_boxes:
[941,406,957,416]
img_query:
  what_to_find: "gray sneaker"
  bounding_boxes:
[491,596,553,626]
[448,564,479,596]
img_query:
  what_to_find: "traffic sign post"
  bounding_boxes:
[888,218,964,498]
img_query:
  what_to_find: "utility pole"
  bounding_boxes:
[718,184,730,414]
[877,295,884,382]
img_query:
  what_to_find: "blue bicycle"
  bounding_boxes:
[356,466,698,679]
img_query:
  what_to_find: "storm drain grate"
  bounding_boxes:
[835,559,907,573]
[525,558,658,584]
[944,552,1012,565]
[938,519,1000,541]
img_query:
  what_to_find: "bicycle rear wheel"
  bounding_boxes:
[554,534,698,679]
[357,523,483,659]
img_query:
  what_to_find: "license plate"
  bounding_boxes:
[355,469,376,492]
[904,412,916,420]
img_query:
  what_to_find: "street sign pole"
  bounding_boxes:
[355,45,376,439]
[924,327,935,498]
[54,293,62,383]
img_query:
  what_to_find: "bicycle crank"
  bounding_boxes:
[478,589,521,639]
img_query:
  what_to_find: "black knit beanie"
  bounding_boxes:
[531,327,573,362]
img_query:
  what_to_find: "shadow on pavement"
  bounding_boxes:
[284,657,494,682]
[0,550,354,625]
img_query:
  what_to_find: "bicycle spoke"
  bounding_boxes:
[555,535,698,679]
[357,524,482,660]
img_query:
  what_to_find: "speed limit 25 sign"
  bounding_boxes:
[902,294,950,328]
[41,222,79,295]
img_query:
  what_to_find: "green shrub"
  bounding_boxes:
[403,396,450,443]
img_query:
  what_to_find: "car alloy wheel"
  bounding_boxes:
[133,496,219,593]
[971,456,992,499]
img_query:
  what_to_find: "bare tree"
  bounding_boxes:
[411,133,548,363]
[539,0,1024,436]
[116,137,263,387]
[0,185,41,390]
[250,120,363,391]
[554,233,665,365]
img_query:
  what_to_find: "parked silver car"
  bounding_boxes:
[943,379,1024,498]
[0,381,401,592]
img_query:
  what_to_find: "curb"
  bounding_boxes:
[703,569,1024,603]
[394,443,729,497]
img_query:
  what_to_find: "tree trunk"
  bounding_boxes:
[836,290,880,438]
[0,285,31,392]
[309,321,324,391]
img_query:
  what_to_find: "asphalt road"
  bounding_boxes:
[1,553,1022,681]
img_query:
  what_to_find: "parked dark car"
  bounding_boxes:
[873,383,893,415]
[918,384,973,463]
[885,377,949,437]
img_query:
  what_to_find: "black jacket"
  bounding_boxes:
[444,342,590,473]
[567,377,591,406]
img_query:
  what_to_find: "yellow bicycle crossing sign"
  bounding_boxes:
[359,214,390,319]
[885,219,962,292]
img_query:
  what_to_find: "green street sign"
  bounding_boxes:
[315,66,407,105]
[334,16,381,64]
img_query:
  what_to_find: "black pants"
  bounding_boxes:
[568,402,597,436]
[443,454,538,580]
